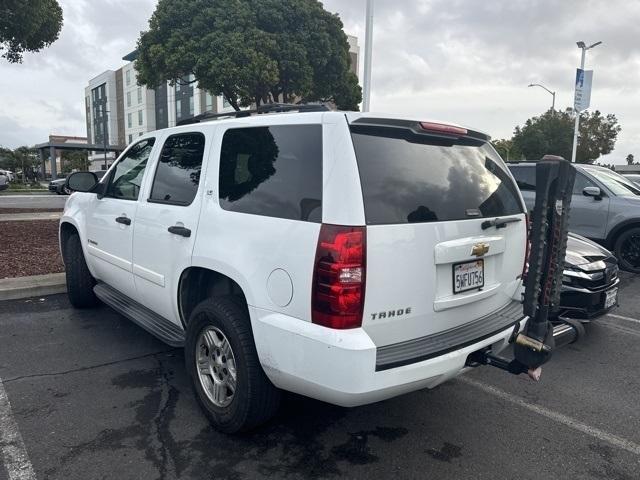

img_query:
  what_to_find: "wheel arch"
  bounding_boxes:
[178,266,251,329]
[605,220,640,250]
[59,220,80,264]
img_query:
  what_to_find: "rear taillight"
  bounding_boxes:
[522,214,531,279]
[312,224,366,329]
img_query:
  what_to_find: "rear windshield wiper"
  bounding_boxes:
[481,216,522,230]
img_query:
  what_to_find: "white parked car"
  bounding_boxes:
[0,169,15,181]
[61,107,532,432]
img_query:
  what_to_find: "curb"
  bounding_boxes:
[0,212,62,222]
[0,273,67,301]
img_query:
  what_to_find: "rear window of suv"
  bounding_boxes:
[350,126,524,225]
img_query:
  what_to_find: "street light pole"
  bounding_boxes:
[103,109,110,170]
[528,83,556,111]
[362,0,374,112]
[571,41,601,163]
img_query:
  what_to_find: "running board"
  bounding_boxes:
[94,283,185,347]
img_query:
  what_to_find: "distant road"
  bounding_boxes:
[0,194,67,209]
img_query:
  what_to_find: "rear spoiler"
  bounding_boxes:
[349,117,490,143]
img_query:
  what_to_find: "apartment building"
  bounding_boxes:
[84,35,359,169]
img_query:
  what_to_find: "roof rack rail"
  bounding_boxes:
[177,102,331,126]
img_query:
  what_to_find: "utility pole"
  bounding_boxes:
[362,0,374,112]
[571,41,601,163]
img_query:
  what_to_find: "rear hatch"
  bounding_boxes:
[348,116,527,348]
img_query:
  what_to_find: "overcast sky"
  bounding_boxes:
[1,0,638,163]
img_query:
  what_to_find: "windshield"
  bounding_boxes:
[584,167,640,196]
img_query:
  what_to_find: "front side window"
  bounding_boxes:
[219,125,322,222]
[509,165,536,191]
[149,133,205,205]
[573,172,597,195]
[583,167,640,196]
[105,138,155,201]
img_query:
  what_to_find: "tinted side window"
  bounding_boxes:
[149,133,205,205]
[572,172,596,195]
[105,138,155,200]
[509,165,536,191]
[219,125,322,222]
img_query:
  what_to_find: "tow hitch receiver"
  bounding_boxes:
[466,318,586,379]
[467,156,579,380]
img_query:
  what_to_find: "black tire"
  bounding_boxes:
[614,227,640,273]
[64,233,99,308]
[63,185,71,195]
[185,297,281,433]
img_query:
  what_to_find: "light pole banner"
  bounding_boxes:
[574,68,593,112]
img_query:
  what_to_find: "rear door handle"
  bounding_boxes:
[168,225,191,238]
[115,216,131,226]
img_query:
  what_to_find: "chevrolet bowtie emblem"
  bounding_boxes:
[471,243,490,257]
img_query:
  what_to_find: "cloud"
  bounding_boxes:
[1,0,638,162]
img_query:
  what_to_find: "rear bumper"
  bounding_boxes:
[250,304,525,407]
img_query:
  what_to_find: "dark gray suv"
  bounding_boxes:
[509,162,640,273]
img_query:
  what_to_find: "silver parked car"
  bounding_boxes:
[622,173,640,187]
[0,173,8,191]
[509,162,640,273]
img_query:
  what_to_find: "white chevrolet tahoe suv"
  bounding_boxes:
[61,108,528,433]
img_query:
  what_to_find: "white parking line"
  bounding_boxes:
[460,376,640,457]
[0,378,36,480]
[606,313,640,325]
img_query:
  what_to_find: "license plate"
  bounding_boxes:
[453,260,484,294]
[604,287,618,309]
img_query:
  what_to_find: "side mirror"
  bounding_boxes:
[67,172,98,193]
[583,186,602,200]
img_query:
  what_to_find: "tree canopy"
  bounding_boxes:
[507,108,621,164]
[0,146,40,180]
[491,138,521,162]
[0,0,63,63]
[135,0,361,110]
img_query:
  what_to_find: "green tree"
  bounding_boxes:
[0,0,63,63]
[0,147,17,171]
[512,108,621,163]
[492,138,522,162]
[626,154,635,165]
[61,150,90,173]
[135,0,361,110]
[2,146,40,182]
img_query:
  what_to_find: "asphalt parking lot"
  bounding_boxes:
[1,274,639,480]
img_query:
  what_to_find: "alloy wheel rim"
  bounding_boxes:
[196,326,237,407]
[621,234,640,269]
